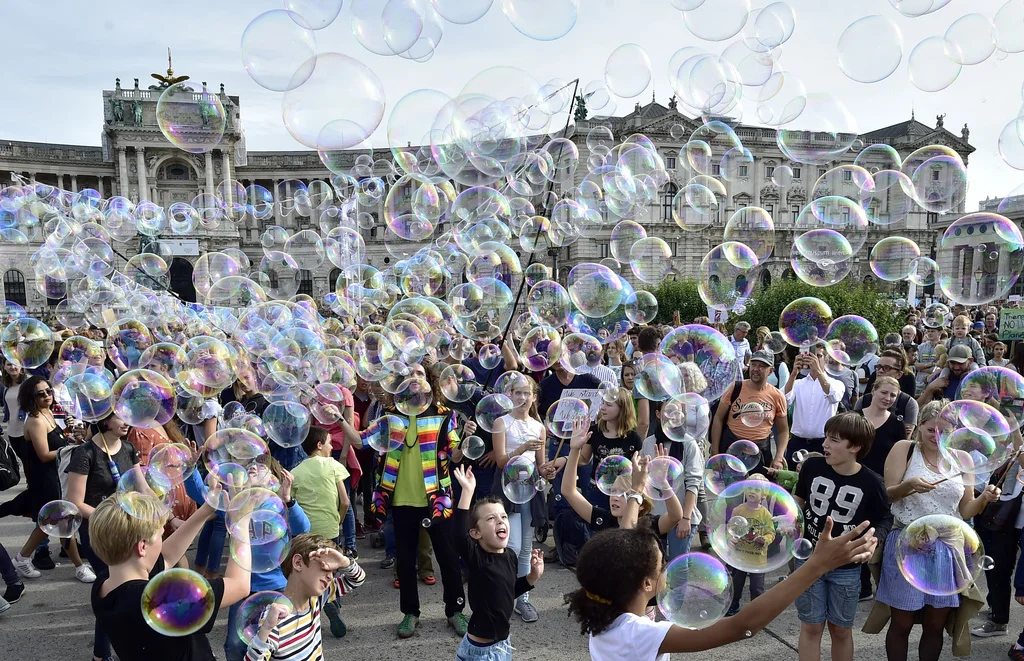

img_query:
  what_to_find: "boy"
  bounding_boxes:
[89,488,252,660]
[245,534,366,661]
[793,412,892,661]
[451,465,544,659]
[725,474,774,616]
[916,326,941,395]
[291,426,351,636]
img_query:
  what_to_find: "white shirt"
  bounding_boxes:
[641,435,704,527]
[498,414,544,463]
[785,374,844,438]
[730,336,751,363]
[590,612,673,661]
[586,363,620,388]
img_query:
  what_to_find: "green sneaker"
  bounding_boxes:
[447,612,468,637]
[323,602,346,638]
[397,614,419,639]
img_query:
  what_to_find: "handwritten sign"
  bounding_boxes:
[1000,309,1024,341]
[557,388,603,421]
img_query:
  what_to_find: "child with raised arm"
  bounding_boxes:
[451,465,544,661]
[245,534,366,661]
[567,519,878,661]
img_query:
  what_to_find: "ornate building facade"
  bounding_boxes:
[0,66,979,313]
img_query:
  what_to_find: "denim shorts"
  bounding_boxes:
[456,635,513,661]
[794,560,861,628]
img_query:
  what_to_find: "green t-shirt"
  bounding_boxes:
[291,455,350,539]
[392,416,428,507]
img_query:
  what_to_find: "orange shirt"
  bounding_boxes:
[127,427,197,532]
[724,381,787,441]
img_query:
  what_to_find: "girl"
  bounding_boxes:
[66,411,141,661]
[2,359,28,478]
[858,377,907,477]
[567,520,876,660]
[344,362,467,640]
[11,376,94,583]
[991,342,1014,370]
[867,399,1001,661]
[126,417,198,549]
[491,377,546,623]
[576,388,644,511]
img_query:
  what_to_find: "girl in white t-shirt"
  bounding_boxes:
[566,521,877,660]
[492,376,546,622]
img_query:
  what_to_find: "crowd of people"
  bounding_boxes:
[0,297,1022,661]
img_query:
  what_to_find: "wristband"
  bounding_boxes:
[626,492,643,505]
[681,516,690,521]
[285,498,296,508]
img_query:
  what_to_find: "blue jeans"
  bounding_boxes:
[0,541,19,586]
[195,516,227,573]
[456,635,513,661]
[667,526,694,561]
[507,506,533,579]
[794,560,861,628]
[224,597,249,661]
[342,477,356,550]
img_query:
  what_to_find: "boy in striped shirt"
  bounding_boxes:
[245,534,365,661]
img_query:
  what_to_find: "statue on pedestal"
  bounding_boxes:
[110,98,125,123]
[961,123,970,142]
[132,101,143,125]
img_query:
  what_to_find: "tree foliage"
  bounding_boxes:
[652,278,904,338]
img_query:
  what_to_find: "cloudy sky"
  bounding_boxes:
[0,0,1020,208]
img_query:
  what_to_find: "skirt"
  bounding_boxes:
[875,528,961,611]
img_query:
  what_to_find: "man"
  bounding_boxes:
[824,347,857,410]
[984,333,999,363]
[710,350,790,472]
[582,342,619,387]
[901,325,918,346]
[919,344,974,404]
[730,321,753,371]
[784,344,845,466]
[985,311,999,334]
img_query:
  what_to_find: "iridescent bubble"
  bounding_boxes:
[765,331,787,354]
[870,237,920,281]
[994,0,1024,54]
[645,456,684,501]
[395,376,433,416]
[698,241,759,312]
[793,537,814,560]
[241,10,317,92]
[478,344,503,370]
[63,370,114,422]
[157,83,226,154]
[779,298,833,347]
[236,592,295,647]
[630,237,673,284]
[728,515,750,538]
[936,213,1024,305]
[837,15,903,83]
[502,455,541,504]
[855,144,903,173]
[723,207,775,262]
[111,369,176,429]
[658,553,732,630]
[440,364,478,403]
[635,354,684,402]
[895,515,984,596]
[595,455,632,497]
[726,439,762,471]
[771,165,793,187]
[944,13,996,66]
[527,280,571,328]
[825,316,879,366]
[604,43,652,99]
[544,396,589,440]
[520,326,562,372]
[567,263,625,318]
[38,500,83,538]
[263,401,311,449]
[708,479,803,573]
[660,325,738,402]
[610,220,647,262]
[937,427,1008,480]
[476,393,514,433]
[938,399,1012,443]
[116,467,174,520]
[661,394,711,443]
[524,263,552,288]
[956,366,1024,428]
[924,302,950,328]
[776,94,858,165]
[142,569,216,636]
[500,0,579,42]
[1,317,54,369]
[705,454,747,495]
[681,0,749,41]
[624,290,658,325]
[150,443,196,487]
[908,36,962,92]
[460,435,486,461]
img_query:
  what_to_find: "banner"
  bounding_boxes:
[1000,309,1024,341]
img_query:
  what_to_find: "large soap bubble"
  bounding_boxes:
[657,552,733,629]
[707,479,803,573]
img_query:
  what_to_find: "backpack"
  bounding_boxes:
[860,391,912,423]
[57,443,77,500]
[0,434,20,491]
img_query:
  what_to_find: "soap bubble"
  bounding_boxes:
[657,552,732,629]
[440,364,478,403]
[661,394,711,443]
[604,43,652,99]
[825,315,879,366]
[367,415,405,453]
[475,393,514,432]
[236,592,295,646]
[38,500,83,538]
[241,10,317,92]
[870,237,920,281]
[738,403,766,429]
[837,15,903,84]
[111,369,176,429]
[936,213,1024,306]
[501,455,540,504]
[230,514,291,573]
[895,515,984,596]
[460,435,486,461]
[924,302,950,329]
[142,569,216,636]
[500,0,579,42]
[595,455,632,496]
[956,366,1024,428]
[1,317,55,369]
[793,537,814,560]
[545,397,589,439]
[156,83,226,154]
[708,479,804,573]
[149,443,197,487]
[765,331,787,354]
[645,456,684,501]
[726,439,762,471]
[779,297,833,347]
[727,515,750,538]
[558,333,603,376]
[263,401,311,449]
[634,354,683,402]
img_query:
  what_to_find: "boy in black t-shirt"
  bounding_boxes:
[451,465,544,659]
[793,412,890,661]
[89,486,252,661]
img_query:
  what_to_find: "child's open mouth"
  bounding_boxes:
[496,527,508,540]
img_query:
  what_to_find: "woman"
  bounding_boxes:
[2,360,28,477]
[491,377,546,623]
[346,362,467,640]
[10,376,94,583]
[858,377,907,477]
[66,412,141,661]
[865,399,1000,660]
[126,417,197,548]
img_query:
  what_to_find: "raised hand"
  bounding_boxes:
[569,416,591,450]
[309,546,349,572]
[631,450,651,491]
[259,602,292,637]
[279,469,294,502]
[453,464,476,492]
[811,518,876,569]
[528,548,545,583]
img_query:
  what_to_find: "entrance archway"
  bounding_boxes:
[169,258,197,303]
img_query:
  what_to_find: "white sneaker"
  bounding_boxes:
[13,554,40,579]
[0,596,10,615]
[75,564,97,583]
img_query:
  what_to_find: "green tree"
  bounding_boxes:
[652,278,903,338]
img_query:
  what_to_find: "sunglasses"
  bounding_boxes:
[35,388,53,397]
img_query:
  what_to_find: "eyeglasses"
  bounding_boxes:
[35,388,53,397]
[877,364,898,372]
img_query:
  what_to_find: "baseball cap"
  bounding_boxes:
[750,350,774,367]
[972,321,984,330]
[948,345,971,363]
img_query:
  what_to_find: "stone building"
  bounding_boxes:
[0,65,979,314]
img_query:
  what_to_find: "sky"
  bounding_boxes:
[0,0,1021,209]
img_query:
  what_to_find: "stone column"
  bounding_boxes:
[204,152,215,197]
[117,149,130,197]
[98,177,105,198]
[221,150,233,205]
[273,179,282,225]
[56,173,64,190]
[135,148,148,201]
[70,175,78,193]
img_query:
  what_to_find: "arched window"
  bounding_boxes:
[328,268,342,290]
[164,163,191,181]
[661,183,678,222]
[759,269,772,289]
[3,270,27,307]
[298,270,313,296]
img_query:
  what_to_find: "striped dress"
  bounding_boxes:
[244,561,366,661]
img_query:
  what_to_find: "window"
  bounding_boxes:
[165,164,190,181]
[669,241,678,257]
[369,226,378,238]
[842,170,852,181]
[666,156,676,170]
[764,204,774,216]
[791,204,801,216]
[792,167,801,179]
[2,270,26,307]
[712,164,721,176]
[818,168,827,177]
[765,166,775,179]
[328,268,342,289]
[737,165,748,177]
[661,183,678,222]
[927,212,938,225]
[298,270,313,296]
[932,170,940,181]
[599,244,610,259]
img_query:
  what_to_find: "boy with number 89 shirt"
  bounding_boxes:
[793,412,892,661]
